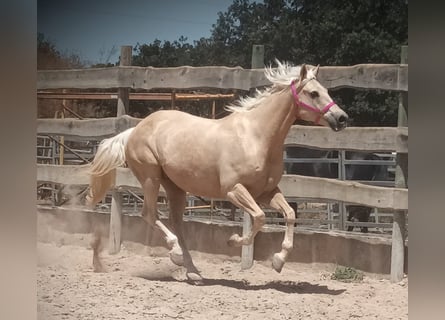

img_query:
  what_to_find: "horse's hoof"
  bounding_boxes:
[93,255,106,273]
[169,248,184,266]
[186,272,203,285]
[272,253,285,273]
[227,234,242,247]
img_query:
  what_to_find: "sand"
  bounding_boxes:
[37,229,407,320]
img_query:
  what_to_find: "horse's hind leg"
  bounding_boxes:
[139,177,182,264]
[162,178,202,282]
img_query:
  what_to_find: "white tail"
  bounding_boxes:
[86,128,134,206]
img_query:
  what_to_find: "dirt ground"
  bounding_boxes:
[37,227,407,320]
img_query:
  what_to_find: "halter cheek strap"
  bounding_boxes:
[290,80,336,124]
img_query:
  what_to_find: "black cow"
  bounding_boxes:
[284,147,390,232]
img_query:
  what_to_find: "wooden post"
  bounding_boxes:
[391,45,408,283]
[241,209,254,270]
[109,189,123,254]
[110,45,131,253]
[251,45,265,70]
[241,45,265,270]
[117,46,132,117]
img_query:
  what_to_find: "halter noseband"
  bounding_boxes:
[290,79,336,124]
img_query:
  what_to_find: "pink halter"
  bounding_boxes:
[290,79,336,124]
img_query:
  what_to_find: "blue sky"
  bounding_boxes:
[38,0,234,65]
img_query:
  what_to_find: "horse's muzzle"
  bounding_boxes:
[326,110,349,131]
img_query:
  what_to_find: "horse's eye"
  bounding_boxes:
[310,91,319,99]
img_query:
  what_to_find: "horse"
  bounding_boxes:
[285,147,389,232]
[86,61,349,282]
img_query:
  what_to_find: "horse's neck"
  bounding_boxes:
[248,89,295,147]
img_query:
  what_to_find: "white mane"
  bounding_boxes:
[264,59,302,86]
[225,59,302,113]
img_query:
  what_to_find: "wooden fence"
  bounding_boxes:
[36,48,408,281]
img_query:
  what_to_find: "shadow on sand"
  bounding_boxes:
[136,275,346,295]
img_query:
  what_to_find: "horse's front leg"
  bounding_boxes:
[226,183,266,247]
[258,187,296,273]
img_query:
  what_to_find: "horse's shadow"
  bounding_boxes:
[137,275,346,295]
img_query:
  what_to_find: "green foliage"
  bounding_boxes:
[195,0,407,68]
[37,33,87,118]
[37,32,84,70]
[331,266,364,283]
[284,0,407,65]
[133,37,195,67]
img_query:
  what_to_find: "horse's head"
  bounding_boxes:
[291,64,348,131]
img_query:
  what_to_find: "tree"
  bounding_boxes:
[37,32,84,70]
[133,37,194,67]
[38,32,61,69]
[38,33,98,118]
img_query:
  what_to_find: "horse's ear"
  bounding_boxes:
[313,64,320,77]
[299,64,307,80]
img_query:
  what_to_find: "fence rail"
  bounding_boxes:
[36,164,407,211]
[37,64,407,91]
[37,115,408,152]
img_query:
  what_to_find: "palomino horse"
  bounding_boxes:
[86,61,348,282]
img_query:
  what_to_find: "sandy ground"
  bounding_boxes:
[37,228,407,320]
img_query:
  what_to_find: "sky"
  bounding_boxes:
[38,0,234,65]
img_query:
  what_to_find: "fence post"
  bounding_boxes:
[391,45,408,282]
[109,45,131,253]
[109,189,123,254]
[251,45,265,70]
[240,44,265,270]
[117,45,132,117]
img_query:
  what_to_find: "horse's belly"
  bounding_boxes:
[162,165,224,198]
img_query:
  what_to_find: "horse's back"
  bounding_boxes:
[126,110,229,197]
